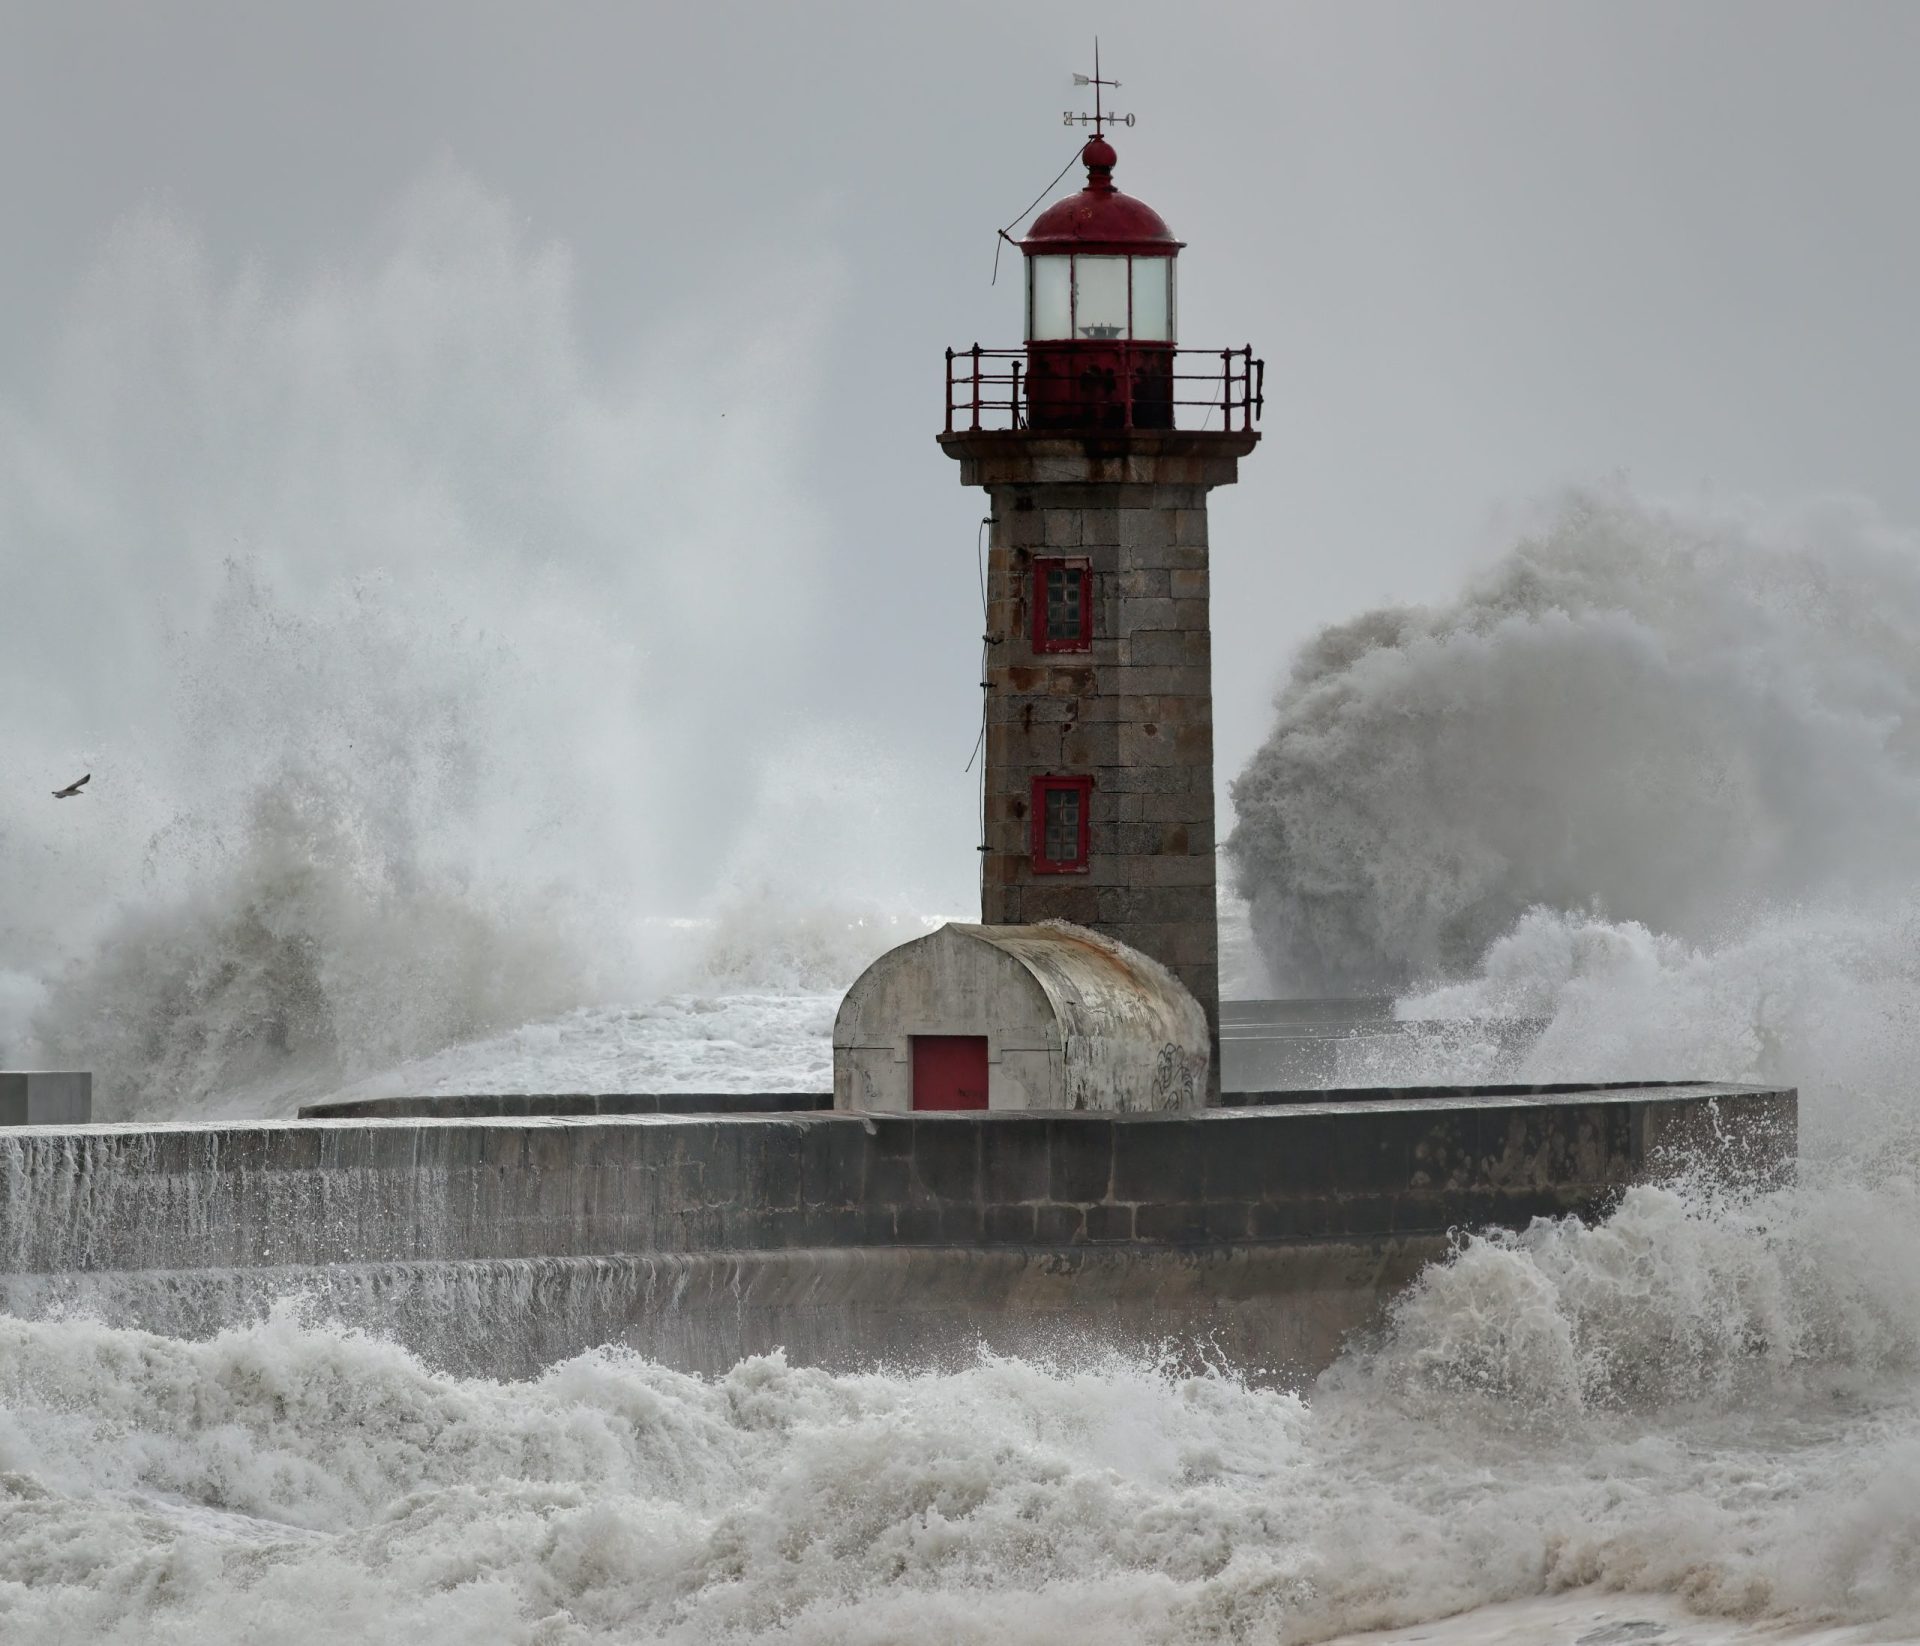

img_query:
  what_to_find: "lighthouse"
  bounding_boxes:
[832,69,1260,1113]
[938,89,1262,1087]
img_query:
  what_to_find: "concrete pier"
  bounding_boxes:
[0,1081,1794,1381]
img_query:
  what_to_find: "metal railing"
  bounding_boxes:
[944,344,1264,435]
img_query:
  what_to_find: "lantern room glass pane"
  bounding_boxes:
[1028,256,1071,340]
[1131,258,1173,342]
[1073,256,1129,339]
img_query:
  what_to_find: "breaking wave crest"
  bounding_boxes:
[27,768,592,1120]
[1227,486,1920,994]
[1348,1175,1920,1418]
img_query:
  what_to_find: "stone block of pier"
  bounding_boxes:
[0,1072,90,1125]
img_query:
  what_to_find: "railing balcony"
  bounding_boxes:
[944,344,1263,436]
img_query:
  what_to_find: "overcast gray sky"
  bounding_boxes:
[6,0,1920,920]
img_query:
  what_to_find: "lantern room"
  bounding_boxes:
[1022,135,1182,430]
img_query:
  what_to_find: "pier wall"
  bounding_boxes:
[0,1084,1795,1380]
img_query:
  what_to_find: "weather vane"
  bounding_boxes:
[1064,39,1135,136]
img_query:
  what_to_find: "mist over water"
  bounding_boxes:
[0,170,956,1117]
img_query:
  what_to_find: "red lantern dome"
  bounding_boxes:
[1022,138,1183,255]
[1020,138,1183,430]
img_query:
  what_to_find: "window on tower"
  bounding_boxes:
[1033,557,1092,653]
[1031,775,1093,874]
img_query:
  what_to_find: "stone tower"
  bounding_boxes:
[939,129,1261,1081]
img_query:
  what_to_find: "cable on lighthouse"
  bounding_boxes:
[992,43,1138,284]
[964,514,990,775]
[963,514,994,911]
[990,146,1086,286]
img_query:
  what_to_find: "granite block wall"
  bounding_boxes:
[945,431,1260,1073]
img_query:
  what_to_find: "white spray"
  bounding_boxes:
[0,170,951,1118]
[1227,486,1920,995]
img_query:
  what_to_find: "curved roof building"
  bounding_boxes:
[833,921,1209,1114]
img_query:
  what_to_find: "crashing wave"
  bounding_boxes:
[1227,486,1920,994]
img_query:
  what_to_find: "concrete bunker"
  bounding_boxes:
[833,921,1208,1113]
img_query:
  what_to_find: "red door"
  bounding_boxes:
[911,1036,989,1110]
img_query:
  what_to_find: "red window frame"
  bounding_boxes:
[1032,557,1093,654]
[1030,775,1093,874]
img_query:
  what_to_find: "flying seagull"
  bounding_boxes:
[52,774,89,799]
